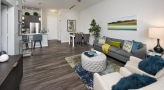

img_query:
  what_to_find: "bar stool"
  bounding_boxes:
[22,35,29,49]
[33,34,42,49]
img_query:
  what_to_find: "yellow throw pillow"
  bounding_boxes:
[110,40,121,48]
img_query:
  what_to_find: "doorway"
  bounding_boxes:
[1,3,8,53]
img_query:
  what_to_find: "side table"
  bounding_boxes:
[147,51,164,59]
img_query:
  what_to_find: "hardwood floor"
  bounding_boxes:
[20,40,124,90]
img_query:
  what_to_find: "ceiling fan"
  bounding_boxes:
[70,0,81,9]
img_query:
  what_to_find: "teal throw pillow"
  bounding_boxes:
[112,73,157,90]
[139,56,164,76]
[132,40,142,52]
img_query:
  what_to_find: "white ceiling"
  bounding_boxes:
[23,0,104,10]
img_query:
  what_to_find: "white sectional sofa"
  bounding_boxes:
[94,56,164,90]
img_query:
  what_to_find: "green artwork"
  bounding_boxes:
[108,16,137,30]
[67,20,76,32]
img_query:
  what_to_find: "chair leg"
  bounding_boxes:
[39,41,42,48]
[25,43,29,49]
[34,41,36,49]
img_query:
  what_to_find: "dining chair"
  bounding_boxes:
[75,34,83,46]
[33,34,42,49]
[22,35,29,49]
[83,34,90,45]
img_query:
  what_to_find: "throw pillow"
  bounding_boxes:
[98,37,106,44]
[123,40,133,53]
[131,40,142,52]
[109,40,121,48]
[112,73,157,90]
[139,56,164,76]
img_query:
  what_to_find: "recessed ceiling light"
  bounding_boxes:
[49,9,56,12]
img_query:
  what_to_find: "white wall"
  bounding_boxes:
[58,9,80,43]
[0,0,22,55]
[0,0,1,51]
[23,9,41,16]
[79,0,164,49]
[42,10,58,40]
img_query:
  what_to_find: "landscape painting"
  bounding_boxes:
[108,15,137,30]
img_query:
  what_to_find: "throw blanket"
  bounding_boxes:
[102,44,110,54]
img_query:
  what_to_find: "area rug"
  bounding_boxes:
[65,54,120,90]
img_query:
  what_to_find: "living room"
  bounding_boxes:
[0,0,164,90]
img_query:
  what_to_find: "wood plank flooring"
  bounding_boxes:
[20,40,124,90]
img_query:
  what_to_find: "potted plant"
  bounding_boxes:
[40,28,48,34]
[25,12,30,16]
[89,19,101,39]
[33,12,38,16]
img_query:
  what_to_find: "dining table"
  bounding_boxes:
[69,34,75,47]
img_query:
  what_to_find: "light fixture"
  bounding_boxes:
[49,9,56,12]
[22,16,25,20]
[70,5,75,10]
[39,17,41,21]
[149,27,164,53]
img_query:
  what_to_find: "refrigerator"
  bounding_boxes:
[30,22,40,33]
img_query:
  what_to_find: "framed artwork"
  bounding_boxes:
[108,15,137,31]
[18,23,22,36]
[67,20,76,32]
[18,10,22,23]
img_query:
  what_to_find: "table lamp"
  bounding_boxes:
[149,27,164,53]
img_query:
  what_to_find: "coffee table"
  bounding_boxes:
[81,50,107,72]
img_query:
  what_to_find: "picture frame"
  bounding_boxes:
[18,23,22,36]
[67,20,76,32]
[18,10,22,23]
[108,15,137,31]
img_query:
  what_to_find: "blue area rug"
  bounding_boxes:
[65,54,120,90]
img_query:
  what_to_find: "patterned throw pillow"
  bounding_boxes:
[98,37,106,44]
[123,40,133,53]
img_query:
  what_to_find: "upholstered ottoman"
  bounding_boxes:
[81,51,107,72]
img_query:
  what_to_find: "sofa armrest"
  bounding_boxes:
[138,76,164,90]
[94,73,108,90]
[119,67,132,77]
[131,44,147,59]
[125,65,156,78]
[93,38,99,45]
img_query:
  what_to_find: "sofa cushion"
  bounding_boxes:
[108,46,120,53]
[111,38,124,48]
[116,50,132,58]
[102,72,123,90]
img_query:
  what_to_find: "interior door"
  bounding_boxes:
[1,5,8,53]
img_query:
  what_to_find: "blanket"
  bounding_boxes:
[102,44,110,54]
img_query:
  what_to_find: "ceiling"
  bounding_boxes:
[23,0,104,10]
